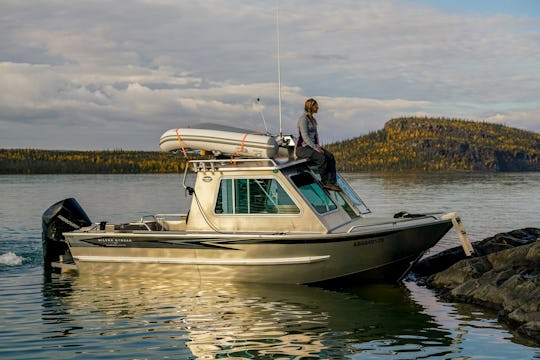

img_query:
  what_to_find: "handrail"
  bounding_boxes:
[347,215,440,233]
[182,157,310,190]
[155,213,188,218]
[190,158,278,170]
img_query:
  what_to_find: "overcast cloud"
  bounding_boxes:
[1,0,539,150]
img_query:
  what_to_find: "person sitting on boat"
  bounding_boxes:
[296,98,342,192]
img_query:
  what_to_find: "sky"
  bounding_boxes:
[1,0,539,150]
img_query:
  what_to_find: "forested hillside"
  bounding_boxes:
[326,117,540,172]
[0,149,188,174]
[1,117,539,173]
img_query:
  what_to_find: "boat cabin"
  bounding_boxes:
[158,158,370,234]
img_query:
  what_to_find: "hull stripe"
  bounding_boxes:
[74,254,330,266]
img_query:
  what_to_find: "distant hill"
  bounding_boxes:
[1,117,539,173]
[326,117,540,172]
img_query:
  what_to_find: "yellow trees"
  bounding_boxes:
[1,117,538,173]
[326,117,540,172]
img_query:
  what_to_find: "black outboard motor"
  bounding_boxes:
[42,198,92,269]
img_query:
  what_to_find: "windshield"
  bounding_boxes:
[290,172,337,214]
[336,174,371,214]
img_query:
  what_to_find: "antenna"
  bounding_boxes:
[256,98,269,133]
[276,6,283,137]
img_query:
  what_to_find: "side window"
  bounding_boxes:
[215,178,300,215]
[215,179,233,214]
[291,172,337,214]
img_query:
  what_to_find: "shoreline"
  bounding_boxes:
[410,227,540,344]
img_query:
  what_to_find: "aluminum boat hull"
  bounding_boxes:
[65,219,452,284]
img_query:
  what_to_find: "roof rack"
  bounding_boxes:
[186,157,308,172]
[180,157,309,191]
[189,158,278,173]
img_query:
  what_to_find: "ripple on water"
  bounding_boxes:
[1,173,540,359]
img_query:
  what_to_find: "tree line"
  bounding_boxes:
[326,117,540,172]
[1,117,539,173]
[0,149,189,174]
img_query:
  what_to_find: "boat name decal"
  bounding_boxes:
[97,238,133,247]
[353,238,384,247]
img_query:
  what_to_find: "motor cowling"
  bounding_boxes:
[42,198,92,268]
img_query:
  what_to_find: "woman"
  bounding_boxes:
[296,98,341,192]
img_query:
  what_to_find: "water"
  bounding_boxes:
[1,173,539,359]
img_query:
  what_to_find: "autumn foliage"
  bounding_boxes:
[1,117,539,173]
[326,117,540,172]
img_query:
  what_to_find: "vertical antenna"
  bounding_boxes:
[276,6,283,137]
[256,98,269,133]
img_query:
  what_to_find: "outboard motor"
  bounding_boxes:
[42,198,92,269]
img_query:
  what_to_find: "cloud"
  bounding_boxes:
[483,106,540,133]
[0,0,538,149]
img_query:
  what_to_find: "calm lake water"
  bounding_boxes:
[1,172,539,359]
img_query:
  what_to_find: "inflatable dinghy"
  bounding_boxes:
[160,127,279,158]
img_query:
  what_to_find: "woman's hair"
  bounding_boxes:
[304,98,318,113]
[304,98,318,125]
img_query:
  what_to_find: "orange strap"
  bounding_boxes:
[230,133,250,166]
[175,128,188,158]
[230,132,264,166]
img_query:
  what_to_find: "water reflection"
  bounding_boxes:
[2,173,539,359]
[41,274,452,359]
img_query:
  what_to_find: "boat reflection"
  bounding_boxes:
[42,273,452,358]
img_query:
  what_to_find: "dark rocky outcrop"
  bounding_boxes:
[409,228,540,342]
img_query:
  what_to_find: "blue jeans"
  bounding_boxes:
[296,146,337,185]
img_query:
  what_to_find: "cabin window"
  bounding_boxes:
[215,178,300,215]
[336,174,371,214]
[330,191,359,218]
[290,172,337,214]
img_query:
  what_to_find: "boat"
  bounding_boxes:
[159,125,280,158]
[42,126,473,285]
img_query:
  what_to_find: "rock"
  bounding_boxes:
[409,228,540,343]
[411,228,540,279]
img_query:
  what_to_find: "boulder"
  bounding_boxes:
[409,228,540,343]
